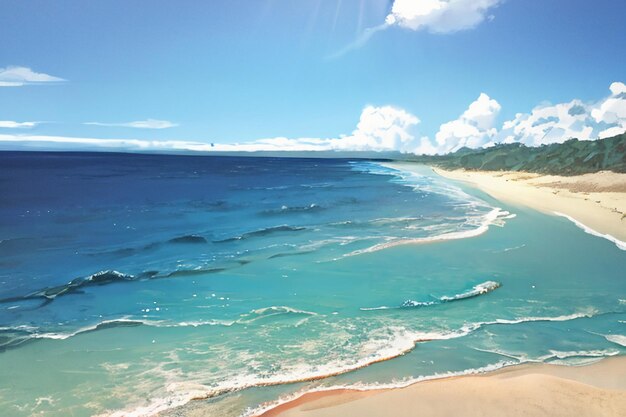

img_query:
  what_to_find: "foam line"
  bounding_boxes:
[554,212,626,251]
[345,208,510,257]
[361,280,501,311]
[98,310,599,417]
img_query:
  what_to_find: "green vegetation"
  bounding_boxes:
[409,133,626,175]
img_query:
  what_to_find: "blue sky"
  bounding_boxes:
[1,0,625,153]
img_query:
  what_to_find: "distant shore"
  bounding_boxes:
[259,356,626,417]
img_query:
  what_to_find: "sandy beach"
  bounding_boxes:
[386,163,626,244]
[260,357,626,417]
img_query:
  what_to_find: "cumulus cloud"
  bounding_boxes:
[495,82,626,146]
[385,0,502,33]
[214,105,422,152]
[591,82,626,129]
[427,93,501,153]
[84,119,179,129]
[338,105,420,151]
[0,120,39,128]
[412,81,626,154]
[0,66,65,87]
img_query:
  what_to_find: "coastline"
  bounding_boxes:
[251,161,626,417]
[258,356,626,417]
[425,166,626,245]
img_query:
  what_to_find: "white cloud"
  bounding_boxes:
[591,82,626,126]
[0,134,207,151]
[339,105,420,151]
[496,82,626,146]
[85,119,179,129]
[4,83,624,155]
[0,106,423,153]
[214,105,422,152]
[429,93,501,153]
[0,66,65,87]
[425,81,626,153]
[385,0,502,33]
[0,121,39,128]
[422,82,626,153]
[330,0,502,57]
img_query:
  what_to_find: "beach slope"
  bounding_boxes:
[261,357,626,417]
[390,163,626,244]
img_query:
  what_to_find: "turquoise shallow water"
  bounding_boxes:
[0,153,624,417]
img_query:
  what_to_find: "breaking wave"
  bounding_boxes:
[261,204,324,215]
[167,235,208,244]
[361,280,501,311]
[0,305,319,351]
[0,270,140,305]
[604,334,626,347]
[471,346,620,365]
[97,310,601,417]
[0,265,229,307]
[345,208,511,257]
[213,225,306,243]
[243,360,521,417]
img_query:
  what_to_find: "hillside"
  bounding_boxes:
[409,133,626,175]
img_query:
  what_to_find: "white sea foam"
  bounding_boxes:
[25,306,318,341]
[242,345,620,417]
[30,318,145,340]
[471,311,596,328]
[96,310,599,417]
[0,324,39,332]
[604,334,626,347]
[472,347,620,364]
[361,280,501,311]
[244,306,317,318]
[341,162,516,257]
[344,208,510,257]
[553,211,626,250]
[242,360,518,417]
[160,319,236,328]
[440,281,501,302]
[542,349,620,361]
[451,310,597,339]
[541,349,620,366]
[368,162,489,206]
[497,244,526,253]
[98,326,478,417]
[360,305,394,311]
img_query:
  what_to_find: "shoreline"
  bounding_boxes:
[257,356,626,417]
[425,166,626,246]
[252,162,626,417]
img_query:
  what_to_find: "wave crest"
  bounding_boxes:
[344,208,512,257]
[95,309,601,417]
[362,280,501,311]
[213,225,306,243]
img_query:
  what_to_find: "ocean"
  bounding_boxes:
[0,152,624,417]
